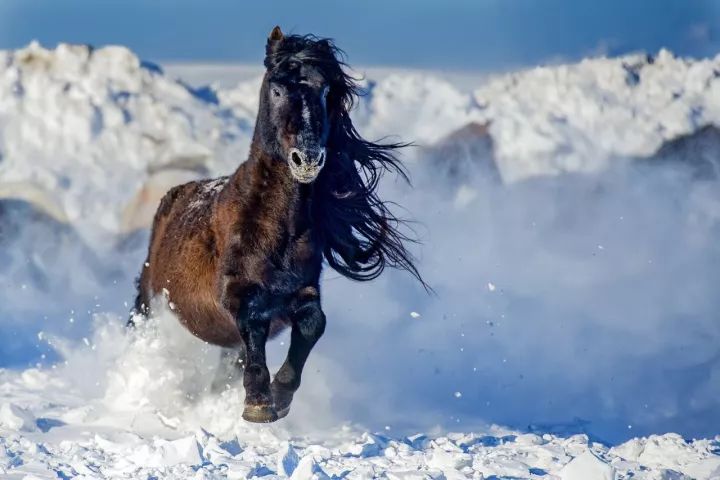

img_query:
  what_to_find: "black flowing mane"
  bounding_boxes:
[265,34,426,287]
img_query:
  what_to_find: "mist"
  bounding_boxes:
[272,155,718,444]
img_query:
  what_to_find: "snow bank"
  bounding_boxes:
[0,42,252,239]
[3,45,718,241]
[356,50,720,182]
[474,50,720,182]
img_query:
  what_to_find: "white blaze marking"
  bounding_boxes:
[302,97,312,131]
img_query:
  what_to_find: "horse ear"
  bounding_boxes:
[266,26,284,56]
[269,26,284,42]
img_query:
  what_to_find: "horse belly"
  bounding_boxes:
[177,301,242,348]
[178,300,289,346]
[151,251,242,347]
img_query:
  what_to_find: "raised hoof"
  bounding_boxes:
[276,405,290,420]
[271,384,295,420]
[242,404,278,423]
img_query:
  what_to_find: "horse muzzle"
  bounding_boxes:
[287,148,326,183]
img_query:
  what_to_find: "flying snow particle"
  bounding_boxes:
[410,311,421,318]
[454,391,462,398]
[487,282,496,292]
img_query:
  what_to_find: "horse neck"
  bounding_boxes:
[228,143,314,243]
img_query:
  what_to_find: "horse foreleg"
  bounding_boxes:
[238,313,275,423]
[222,281,276,423]
[271,292,326,419]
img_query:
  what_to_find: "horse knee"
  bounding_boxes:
[296,305,326,342]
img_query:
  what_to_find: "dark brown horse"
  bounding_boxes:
[132,26,425,423]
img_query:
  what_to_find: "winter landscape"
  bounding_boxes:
[0,40,719,478]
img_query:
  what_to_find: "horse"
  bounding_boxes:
[132,26,425,423]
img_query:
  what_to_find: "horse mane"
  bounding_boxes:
[265,34,428,289]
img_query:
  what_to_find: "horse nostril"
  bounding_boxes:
[291,150,303,166]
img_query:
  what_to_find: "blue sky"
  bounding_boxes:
[1,1,718,70]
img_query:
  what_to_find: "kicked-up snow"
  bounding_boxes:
[0,311,718,479]
[0,42,720,478]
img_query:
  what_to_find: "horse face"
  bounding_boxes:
[266,63,330,184]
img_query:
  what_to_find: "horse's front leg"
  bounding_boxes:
[271,287,326,418]
[222,281,277,423]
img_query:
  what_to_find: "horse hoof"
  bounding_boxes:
[271,383,294,419]
[276,404,291,420]
[242,404,278,423]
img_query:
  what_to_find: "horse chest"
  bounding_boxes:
[265,234,319,294]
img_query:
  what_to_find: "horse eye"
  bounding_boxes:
[271,87,282,98]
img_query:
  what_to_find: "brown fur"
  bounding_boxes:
[132,27,424,422]
[136,150,318,346]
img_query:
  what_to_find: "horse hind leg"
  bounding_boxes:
[127,275,150,327]
[210,346,246,393]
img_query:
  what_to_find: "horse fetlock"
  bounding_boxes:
[244,363,271,386]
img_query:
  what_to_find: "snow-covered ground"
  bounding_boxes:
[1,42,720,478]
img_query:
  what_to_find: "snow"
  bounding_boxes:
[559,451,614,480]
[0,41,252,239]
[472,50,720,182]
[0,41,719,477]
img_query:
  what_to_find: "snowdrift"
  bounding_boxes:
[0,42,720,477]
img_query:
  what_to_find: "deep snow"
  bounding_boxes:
[0,42,720,478]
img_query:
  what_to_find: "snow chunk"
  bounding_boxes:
[277,441,301,477]
[126,435,202,467]
[289,455,330,480]
[0,403,38,432]
[559,451,614,480]
[427,447,473,471]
